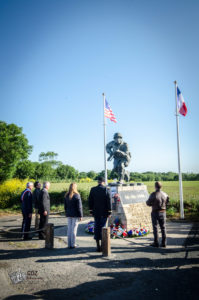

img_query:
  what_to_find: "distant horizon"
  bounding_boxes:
[28,157,198,175]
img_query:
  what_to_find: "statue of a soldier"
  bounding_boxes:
[106,133,131,182]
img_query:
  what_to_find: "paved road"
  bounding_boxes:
[0,214,199,300]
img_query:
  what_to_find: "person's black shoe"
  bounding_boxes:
[150,242,159,248]
[96,246,102,252]
[161,243,166,248]
[96,240,102,252]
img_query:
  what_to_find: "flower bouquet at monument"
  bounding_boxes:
[110,218,149,238]
[85,219,149,238]
[85,221,94,234]
[127,227,149,237]
[110,217,128,238]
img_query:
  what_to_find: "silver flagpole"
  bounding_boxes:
[102,93,108,186]
[174,81,184,219]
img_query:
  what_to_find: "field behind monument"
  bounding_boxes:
[49,180,199,202]
[49,181,199,220]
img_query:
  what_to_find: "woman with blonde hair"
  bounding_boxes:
[64,182,83,249]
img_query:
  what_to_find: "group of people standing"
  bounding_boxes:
[21,178,169,250]
[20,176,112,251]
[21,181,51,240]
[63,176,112,250]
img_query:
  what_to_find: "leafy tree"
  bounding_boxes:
[34,162,56,180]
[130,172,142,181]
[87,171,97,179]
[97,170,112,180]
[38,151,60,169]
[78,172,87,179]
[0,121,32,182]
[14,160,36,179]
[56,164,78,180]
[39,151,58,161]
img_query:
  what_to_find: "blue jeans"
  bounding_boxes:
[94,216,107,241]
[67,217,79,247]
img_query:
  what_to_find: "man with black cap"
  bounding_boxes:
[88,176,112,252]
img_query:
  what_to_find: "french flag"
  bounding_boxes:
[177,87,187,116]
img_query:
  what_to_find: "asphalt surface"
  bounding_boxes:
[0,214,199,300]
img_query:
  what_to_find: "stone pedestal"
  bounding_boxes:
[109,184,152,230]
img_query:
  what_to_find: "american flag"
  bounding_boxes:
[104,99,117,123]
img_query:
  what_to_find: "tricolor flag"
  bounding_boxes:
[104,99,117,123]
[177,87,187,116]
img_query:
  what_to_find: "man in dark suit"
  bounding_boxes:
[88,177,112,252]
[38,181,50,240]
[32,181,41,231]
[21,182,33,240]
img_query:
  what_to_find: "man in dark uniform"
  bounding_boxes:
[32,181,41,231]
[88,177,112,252]
[146,181,169,247]
[21,182,33,240]
[38,181,50,240]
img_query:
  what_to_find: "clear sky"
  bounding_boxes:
[0,0,198,173]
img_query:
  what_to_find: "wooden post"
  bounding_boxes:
[102,227,111,256]
[45,223,54,249]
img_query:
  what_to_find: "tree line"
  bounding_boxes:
[0,121,199,182]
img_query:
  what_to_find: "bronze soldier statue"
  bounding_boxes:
[106,133,131,182]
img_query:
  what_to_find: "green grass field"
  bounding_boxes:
[49,181,199,220]
[0,181,198,220]
[50,180,199,202]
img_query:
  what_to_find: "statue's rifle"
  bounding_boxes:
[107,153,114,161]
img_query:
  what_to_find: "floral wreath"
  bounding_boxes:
[85,218,149,238]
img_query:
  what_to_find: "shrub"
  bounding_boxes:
[0,179,27,208]
[79,177,93,183]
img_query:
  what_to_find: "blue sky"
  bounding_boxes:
[0,0,198,173]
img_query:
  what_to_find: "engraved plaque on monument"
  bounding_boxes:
[109,184,152,230]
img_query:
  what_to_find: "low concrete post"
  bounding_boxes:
[45,223,54,249]
[102,227,111,256]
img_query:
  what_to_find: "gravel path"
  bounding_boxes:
[0,214,199,300]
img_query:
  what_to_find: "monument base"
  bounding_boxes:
[109,184,152,231]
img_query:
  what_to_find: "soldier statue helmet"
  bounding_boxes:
[106,133,131,182]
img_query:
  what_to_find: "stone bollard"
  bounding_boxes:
[45,223,54,249]
[102,227,111,256]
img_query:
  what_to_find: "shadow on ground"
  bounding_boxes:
[1,223,199,300]
[3,267,199,300]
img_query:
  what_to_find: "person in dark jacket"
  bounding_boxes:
[88,176,112,252]
[146,181,169,247]
[32,181,41,231]
[64,183,83,249]
[38,181,50,240]
[21,182,33,240]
